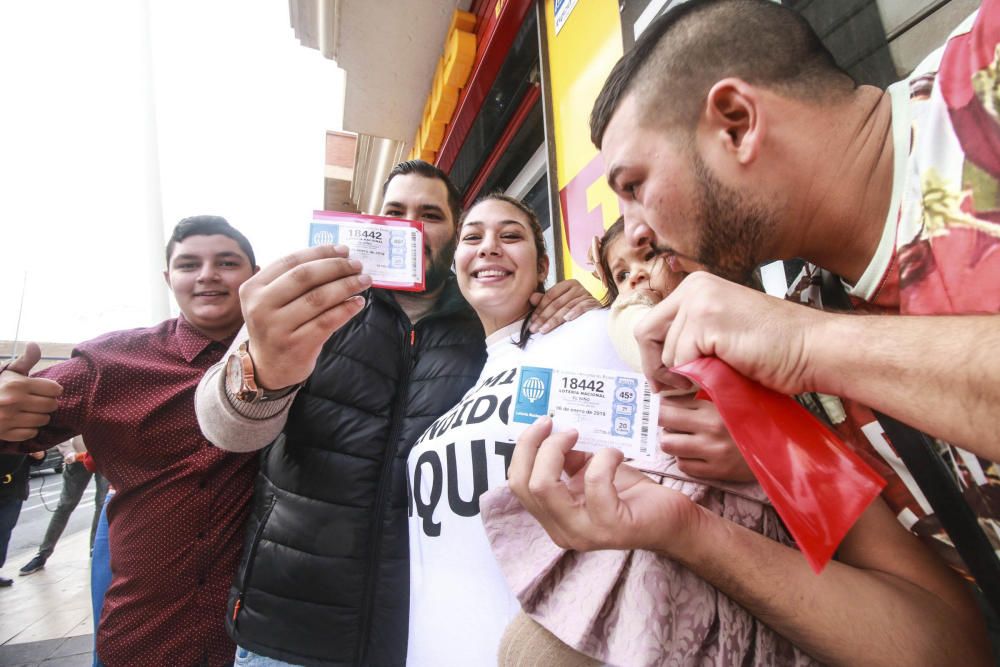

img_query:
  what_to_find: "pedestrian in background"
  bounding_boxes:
[19,435,109,575]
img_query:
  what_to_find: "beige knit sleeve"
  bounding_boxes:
[194,328,299,453]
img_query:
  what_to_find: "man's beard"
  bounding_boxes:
[689,152,773,285]
[423,237,457,293]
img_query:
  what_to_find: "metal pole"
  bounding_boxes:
[10,270,27,360]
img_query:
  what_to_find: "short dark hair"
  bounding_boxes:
[165,215,256,268]
[591,0,852,147]
[382,160,463,225]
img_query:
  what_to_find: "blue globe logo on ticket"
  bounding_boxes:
[309,222,340,247]
[514,367,552,424]
[313,230,336,245]
[522,376,545,402]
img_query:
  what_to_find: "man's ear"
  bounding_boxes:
[162,269,171,288]
[701,78,763,166]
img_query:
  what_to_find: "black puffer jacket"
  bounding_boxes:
[227,278,486,666]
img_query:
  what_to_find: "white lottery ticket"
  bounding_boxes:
[309,211,425,291]
[511,365,661,460]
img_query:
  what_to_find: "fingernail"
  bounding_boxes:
[335,244,350,255]
[540,323,552,334]
[529,323,539,333]
[349,259,363,271]
[563,310,577,321]
[358,273,372,287]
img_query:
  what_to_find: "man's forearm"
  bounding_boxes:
[667,508,988,666]
[810,314,1000,459]
[194,333,297,453]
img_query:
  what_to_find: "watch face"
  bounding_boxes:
[225,353,243,395]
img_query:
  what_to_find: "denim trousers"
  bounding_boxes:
[91,490,113,667]
[235,645,303,666]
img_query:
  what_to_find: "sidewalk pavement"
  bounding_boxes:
[0,528,93,666]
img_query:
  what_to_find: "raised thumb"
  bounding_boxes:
[6,342,42,376]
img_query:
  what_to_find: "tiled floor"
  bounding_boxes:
[0,529,93,666]
[0,635,91,667]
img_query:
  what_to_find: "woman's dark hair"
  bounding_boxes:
[165,215,256,268]
[459,192,548,349]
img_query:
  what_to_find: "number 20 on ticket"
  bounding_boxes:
[511,365,661,460]
[309,210,425,291]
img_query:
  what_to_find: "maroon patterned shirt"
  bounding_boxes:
[0,316,257,666]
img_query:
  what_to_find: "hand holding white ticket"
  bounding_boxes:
[237,244,370,391]
[510,365,661,460]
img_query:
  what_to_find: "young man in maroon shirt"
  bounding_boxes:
[0,215,260,666]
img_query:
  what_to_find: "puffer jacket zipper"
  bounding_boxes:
[356,323,415,664]
[231,495,277,629]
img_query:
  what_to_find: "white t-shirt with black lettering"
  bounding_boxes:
[405,308,626,666]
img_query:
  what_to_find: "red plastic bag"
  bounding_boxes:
[672,357,886,573]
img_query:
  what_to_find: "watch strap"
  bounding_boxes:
[223,372,301,420]
[223,341,302,418]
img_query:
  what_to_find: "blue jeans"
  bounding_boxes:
[91,491,113,667]
[234,646,303,666]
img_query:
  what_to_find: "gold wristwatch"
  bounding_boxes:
[224,342,298,403]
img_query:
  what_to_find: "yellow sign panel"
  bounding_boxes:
[543,0,623,293]
[409,9,477,161]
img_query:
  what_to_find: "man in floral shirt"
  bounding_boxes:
[773,4,1000,575]
[602,0,1000,563]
